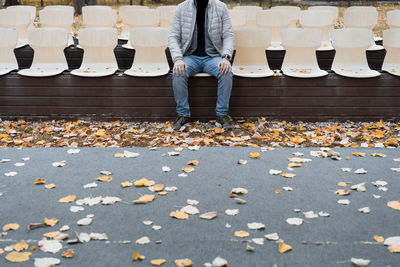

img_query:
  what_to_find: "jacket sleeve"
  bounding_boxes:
[221,5,234,57]
[168,6,184,63]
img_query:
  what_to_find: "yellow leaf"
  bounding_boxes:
[97,176,112,182]
[133,194,156,204]
[153,184,164,192]
[288,157,309,163]
[170,210,189,220]
[13,139,24,145]
[62,249,75,258]
[0,248,4,254]
[371,153,386,158]
[234,231,250,238]
[58,194,76,203]
[214,127,223,134]
[275,190,281,194]
[132,251,145,261]
[43,231,61,239]
[388,244,400,253]
[44,217,59,227]
[345,157,350,160]
[387,201,400,210]
[334,189,351,196]
[182,166,195,173]
[175,258,193,266]
[34,178,46,184]
[241,122,256,129]
[36,140,45,145]
[337,182,349,187]
[158,191,168,196]
[187,160,199,166]
[278,241,292,253]
[30,246,36,251]
[114,152,124,158]
[12,241,28,252]
[281,173,296,179]
[250,151,260,159]
[5,251,31,262]
[45,184,56,189]
[288,163,302,168]
[134,178,155,187]
[121,181,133,188]
[291,136,306,144]
[374,235,384,243]
[352,152,366,157]
[151,259,166,266]
[100,170,112,175]
[2,223,19,231]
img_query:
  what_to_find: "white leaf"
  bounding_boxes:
[70,206,84,213]
[303,211,318,219]
[143,220,153,225]
[77,217,92,226]
[34,257,61,267]
[358,207,370,214]
[282,186,293,191]
[200,211,217,220]
[318,211,330,217]
[162,166,171,172]
[269,169,282,175]
[231,188,248,194]
[52,161,66,167]
[338,199,350,205]
[354,168,367,174]
[212,256,228,267]
[152,225,162,230]
[38,239,62,254]
[372,180,387,187]
[14,162,24,167]
[90,233,108,240]
[286,218,303,225]
[373,194,382,199]
[165,186,178,192]
[293,209,301,213]
[181,205,200,215]
[136,236,150,245]
[101,196,121,205]
[378,187,388,192]
[60,225,70,232]
[225,224,231,229]
[225,209,239,216]
[67,149,80,154]
[1,159,11,163]
[178,173,188,177]
[168,151,180,156]
[390,167,400,172]
[341,168,352,172]
[351,183,367,192]
[78,232,90,242]
[264,233,279,241]
[188,145,200,151]
[76,196,102,206]
[252,238,264,245]
[247,222,265,230]
[292,152,304,156]
[237,159,247,165]
[187,199,199,205]
[123,150,140,158]
[22,157,30,161]
[83,182,97,189]
[4,171,17,176]
[384,236,400,246]
[351,258,371,266]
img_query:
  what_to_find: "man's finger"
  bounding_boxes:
[180,65,185,77]
[184,63,188,72]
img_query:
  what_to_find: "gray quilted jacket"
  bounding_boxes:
[168,0,235,63]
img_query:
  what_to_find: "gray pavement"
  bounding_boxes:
[0,147,399,267]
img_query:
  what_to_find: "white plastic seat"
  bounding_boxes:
[7,5,36,29]
[300,10,334,51]
[39,8,74,47]
[18,28,68,77]
[124,28,169,77]
[71,28,118,77]
[0,9,31,48]
[228,9,247,29]
[232,6,262,27]
[387,10,400,29]
[121,9,160,50]
[382,29,400,76]
[157,6,177,28]
[308,6,339,22]
[281,28,327,78]
[271,6,300,28]
[118,5,150,40]
[232,28,274,78]
[0,28,18,76]
[82,6,117,28]
[331,28,380,78]
[343,7,383,50]
[256,10,290,51]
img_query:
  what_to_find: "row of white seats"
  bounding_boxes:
[1,27,399,79]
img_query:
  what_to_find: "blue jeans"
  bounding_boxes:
[172,55,233,117]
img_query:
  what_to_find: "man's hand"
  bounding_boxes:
[173,59,187,77]
[218,58,231,75]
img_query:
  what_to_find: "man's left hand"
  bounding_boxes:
[218,58,231,75]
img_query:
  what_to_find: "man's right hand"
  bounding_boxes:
[173,59,187,77]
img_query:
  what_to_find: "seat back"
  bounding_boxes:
[308,6,339,22]
[0,28,18,67]
[228,9,246,29]
[387,10,400,29]
[124,9,160,28]
[271,6,300,28]
[82,6,117,28]
[300,10,333,45]
[281,28,321,71]
[130,27,169,65]
[232,6,262,27]
[39,8,74,31]
[7,5,36,20]
[257,10,290,46]
[119,5,149,21]
[78,27,118,67]
[233,28,271,66]
[383,28,400,69]
[157,6,177,28]
[331,28,372,70]
[0,9,31,42]
[344,8,378,29]
[44,5,74,13]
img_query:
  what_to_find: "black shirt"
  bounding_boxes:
[192,0,209,56]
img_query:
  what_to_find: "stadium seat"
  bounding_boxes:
[300,10,334,51]
[82,6,117,28]
[71,28,118,77]
[39,8,74,47]
[271,6,300,28]
[157,5,177,28]
[121,9,160,50]
[387,10,400,29]
[308,6,339,22]
[257,9,290,51]
[124,28,169,77]
[0,9,31,48]
[232,28,274,78]
[382,28,400,76]
[7,5,36,29]
[343,7,383,49]
[232,6,262,27]
[331,28,380,78]
[228,9,247,29]
[18,28,68,77]
[281,28,328,78]
[118,5,149,40]
[0,28,18,76]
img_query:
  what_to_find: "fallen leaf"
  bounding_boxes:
[358,207,371,214]
[387,201,400,210]
[374,235,384,243]
[44,218,59,227]
[12,241,28,251]
[278,242,292,253]
[134,178,155,187]
[123,150,140,158]
[225,209,239,216]
[121,181,133,188]
[187,160,199,166]
[337,182,350,187]
[265,233,279,241]
[0,248,3,254]
[371,153,386,158]
[286,217,304,225]
[269,169,282,175]
[38,239,62,254]
[337,199,351,205]
[231,188,248,194]
[114,152,124,158]
[170,210,189,220]
[351,257,370,266]
[100,170,112,175]
[58,195,76,203]
[96,176,112,182]
[388,244,400,253]
[234,230,250,237]
[151,259,166,266]
[77,217,92,226]
[45,184,56,189]
[246,243,255,252]
[288,157,312,163]
[281,173,296,179]
[335,189,350,196]
[352,152,366,157]
[250,151,260,159]
[62,249,75,258]
[288,163,302,168]
[33,257,60,267]
[132,251,145,261]
[200,211,217,220]
[212,257,228,267]
[136,236,150,245]
[153,184,164,192]
[34,179,46,184]
[247,222,265,230]
[181,205,200,215]
[181,166,194,173]
[43,231,61,239]
[5,251,31,262]
[175,258,193,266]
[2,223,19,231]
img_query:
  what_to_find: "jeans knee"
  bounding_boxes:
[218,70,233,81]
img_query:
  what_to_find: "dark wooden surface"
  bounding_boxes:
[1,72,399,121]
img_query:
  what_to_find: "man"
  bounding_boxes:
[168,0,235,130]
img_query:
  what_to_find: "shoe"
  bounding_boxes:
[172,115,189,130]
[216,115,234,130]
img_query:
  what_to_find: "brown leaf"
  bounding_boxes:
[96,176,112,182]
[187,160,199,166]
[234,230,250,238]
[334,189,351,196]
[45,184,56,189]
[175,258,193,266]
[5,251,31,262]
[100,170,112,175]
[352,152,366,157]
[43,231,61,239]
[170,210,189,220]
[182,166,195,173]
[58,195,76,203]
[62,249,75,258]
[44,217,59,227]
[371,153,386,158]
[12,241,28,252]
[34,178,46,184]
[151,259,166,265]
[28,223,46,230]
[387,201,400,210]
[132,251,145,261]
[278,241,292,253]
[388,244,400,253]
[214,127,224,134]
[2,223,20,231]
[249,151,260,159]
